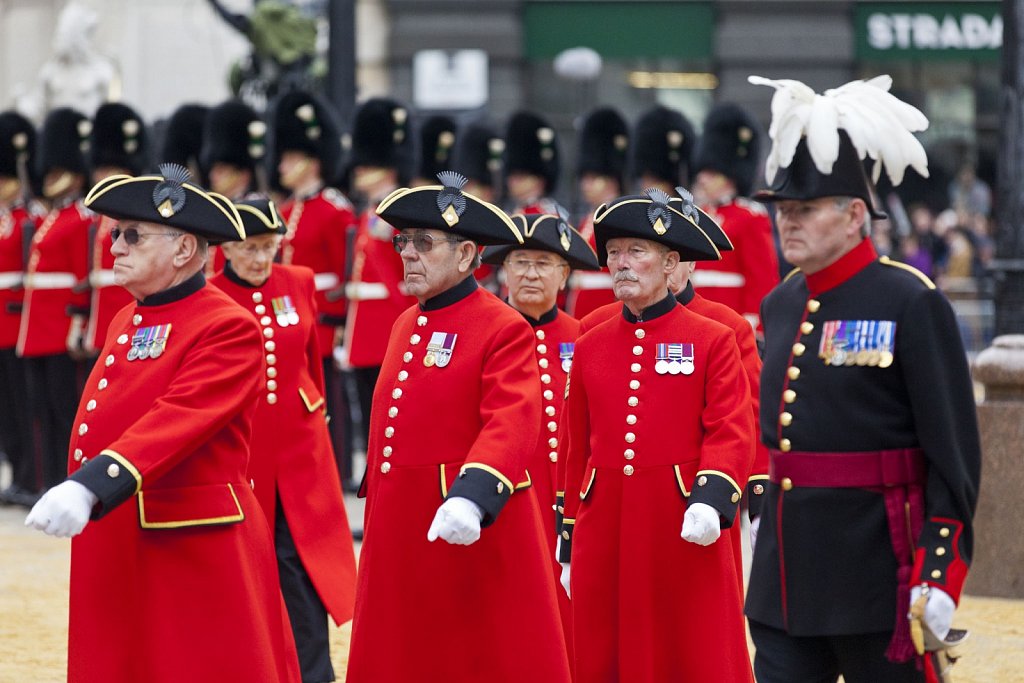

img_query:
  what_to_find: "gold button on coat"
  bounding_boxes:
[781,477,793,491]
[98,379,108,390]
[935,547,946,556]
[539,358,549,369]
[632,345,643,356]
[931,569,942,579]
[792,343,806,356]
[787,366,801,380]
[780,438,792,452]
[783,389,796,403]
[398,370,408,381]
[107,464,120,478]
[807,299,821,313]
[117,334,128,345]
[731,492,740,503]
[545,406,556,416]
[251,292,263,303]
[410,334,421,344]
[536,330,546,340]
[267,393,277,405]
[753,484,764,495]
[623,465,634,476]
[549,452,558,462]
[548,438,558,449]
[626,414,637,425]
[392,388,403,399]
[628,396,638,407]
[544,390,554,400]
[631,363,641,373]
[625,432,636,443]
[697,475,708,487]
[624,449,635,460]
[384,427,394,438]
[635,329,646,339]
[939,527,950,537]
[547,421,558,432]
[265,341,276,352]
[541,374,551,384]
[381,462,391,474]
[403,351,413,362]
[537,344,547,354]
[382,446,392,457]
[779,412,793,426]
[417,315,427,326]
[800,321,814,335]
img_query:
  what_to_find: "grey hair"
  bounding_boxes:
[835,197,870,238]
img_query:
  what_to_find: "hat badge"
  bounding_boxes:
[674,186,702,229]
[667,129,683,148]
[645,188,672,236]
[557,205,572,252]
[436,171,468,227]
[152,163,190,218]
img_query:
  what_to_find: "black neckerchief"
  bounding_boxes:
[223,260,267,289]
[420,275,478,311]
[675,281,696,306]
[621,290,677,323]
[516,304,559,328]
[138,270,206,306]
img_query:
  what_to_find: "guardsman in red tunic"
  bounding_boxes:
[0,111,40,506]
[343,97,416,464]
[25,163,300,683]
[270,90,358,486]
[745,75,980,683]
[503,110,561,216]
[566,107,629,319]
[18,108,95,491]
[412,115,457,187]
[558,188,754,683]
[450,120,505,292]
[481,210,599,663]
[692,103,779,335]
[631,105,696,195]
[212,198,357,683]
[85,103,149,356]
[347,173,570,683]
[159,104,208,182]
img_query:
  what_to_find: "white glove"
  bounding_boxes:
[427,496,484,546]
[750,515,761,555]
[681,502,721,546]
[910,584,956,640]
[25,481,98,538]
[560,562,571,599]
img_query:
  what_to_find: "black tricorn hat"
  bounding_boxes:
[37,107,91,178]
[91,102,148,175]
[201,100,266,173]
[504,110,560,193]
[417,115,458,181]
[375,171,524,247]
[451,122,504,190]
[84,163,245,244]
[235,196,285,237]
[693,103,760,197]
[631,105,695,187]
[161,104,209,175]
[347,97,414,182]
[269,90,343,178]
[592,188,721,267]
[669,187,733,253]
[753,131,886,219]
[577,107,629,189]
[0,110,35,179]
[482,211,599,271]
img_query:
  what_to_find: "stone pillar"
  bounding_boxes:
[965,335,1024,597]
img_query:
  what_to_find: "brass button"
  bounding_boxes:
[806,299,821,313]
[623,465,635,476]
[753,484,764,496]
[267,393,277,405]
[104,354,115,367]
[260,315,272,326]
[106,464,120,478]
[98,379,108,390]
[779,412,793,427]
[410,334,421,345]
[266,380,278,391]
[625,414,637,425]
[417,315,427,326]
[384,426,394,438]
[117,334,129,345]
[792,342,806,357]
[781,477,793,491]
[939,527,950,538]
[625,432,636,443]
[265,341,276,352]
[403,351,413,362]
[536,330,546,340]
[78,423,88,436]
[698,475,708,487]
[731,492,740,503]
[783,389,796,404]
[632,345,643,356]
[780,438,792,452]
[80,457,88,465]
[935,547,946,556]
[86,400,97,412]
[388,406,398,418]
[800,321,814,335]
[537,344,547,354]
[266,354,276,365]
[545,405,556,417]
[931,569,942,579]
[255,304,266,315]
[382,446,393,457]
[548,437,558,448]
[496,482,504,494]
[541,374,551,384]
[267,367,277,378]
[787,366,801,381]
[624,449,635,460]
[263,327,274,339]
[73,449,83,462]
[133,313,143,325]
[629,380,640,390]
[628,396,638,407]
[381,462,391,474]
[251,292,263,304]
[635,329,646,339]
[539,358,549,369]
[398,370,409,381]
[549,452,558,462]
[547,421,558,432]
[392,388,403,399]
[543,390,554,400]
[562,530,570,540]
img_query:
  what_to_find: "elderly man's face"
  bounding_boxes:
[774,196,865,274]
[110,220,185,299]
[220,233,281,286]
[504,248,568,314]
[397,228,473,302]
[606,237,677,312]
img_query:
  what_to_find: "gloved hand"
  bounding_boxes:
[25,481,98,538]
[681,502,721,546]
[750,515,761,555]
[560,562,571,599]
[427,496,484,546]
[910,584,956,641]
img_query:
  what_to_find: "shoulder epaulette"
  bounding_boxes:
[782,266,802,282]
[879,256,936,290]
[322,187,352,210]
[735,197,769,215]
[75,200,95,220]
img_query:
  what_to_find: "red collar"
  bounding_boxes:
[804,239,877,296]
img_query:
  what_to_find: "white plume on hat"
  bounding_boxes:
[748,75,929,187]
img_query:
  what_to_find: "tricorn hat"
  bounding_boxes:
[376,171,523,247]
[692,103,760,197]
[160,104,209,179]
[592,188,721,267]
[200,100,266,174]
[235,196,285,237]
[37,107,91,178]
[451,121,504,191]
[631,105,695,188]
[482,210,599,271]
[347,97,414,182]
[91,102,148,175]
[577,107,629,190]
[504,110,560,193]
[417,115,458,182]
[84,163,245,244]
[669,186,733,253]
[0,110,35,179]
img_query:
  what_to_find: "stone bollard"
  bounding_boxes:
[966,334,1024,598]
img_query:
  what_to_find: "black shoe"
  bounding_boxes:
[1,484,41,508]
[341,478,360,494]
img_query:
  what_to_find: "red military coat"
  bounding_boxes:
[211,263,357,623]
[0,201,31,348]
[280,187,355,358]
[560,295,754,683]
[692,198,779,333]
[65,274,300,683]
[343,210,414,368]
[347,278,570,683]
[17,200,92,357]
[85,216,133,353]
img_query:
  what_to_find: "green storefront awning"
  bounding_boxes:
[855,2,1001,61]
[523,1,713,60]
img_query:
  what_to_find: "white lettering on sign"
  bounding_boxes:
[866,12,1002,51]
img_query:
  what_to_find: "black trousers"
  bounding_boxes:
[351,365,380,452]
[749,619,924,683]
[275,498,334,683]
[321,357,356,484]
[0,348,33,491]
[24,353,82,489]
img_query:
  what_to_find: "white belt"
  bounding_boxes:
[345,281,389,301]
[570,272,614,290]
[25,272,76,289]
[89,269,117,288]
[314,272,341,292]
[690,270,746,288]
[0,271,23,290]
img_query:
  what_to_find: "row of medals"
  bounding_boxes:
[825,348,894,368]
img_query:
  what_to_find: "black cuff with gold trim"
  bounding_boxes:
[68,454,139,520]
[554,492,565,537]
[689,471,741,528]
[558,519,574,562]
[447,466,512,527]
[746,476,769,520]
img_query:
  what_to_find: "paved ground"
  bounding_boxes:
[1,499,1021,682]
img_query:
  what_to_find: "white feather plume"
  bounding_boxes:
[748,74,929,186]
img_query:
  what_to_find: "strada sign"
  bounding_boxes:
[856,3,1001,60]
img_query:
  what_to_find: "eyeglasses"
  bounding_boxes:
[112,227,183,246]
[504,258,567,276]
[235,242,281,258]
[393,233,462,254]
